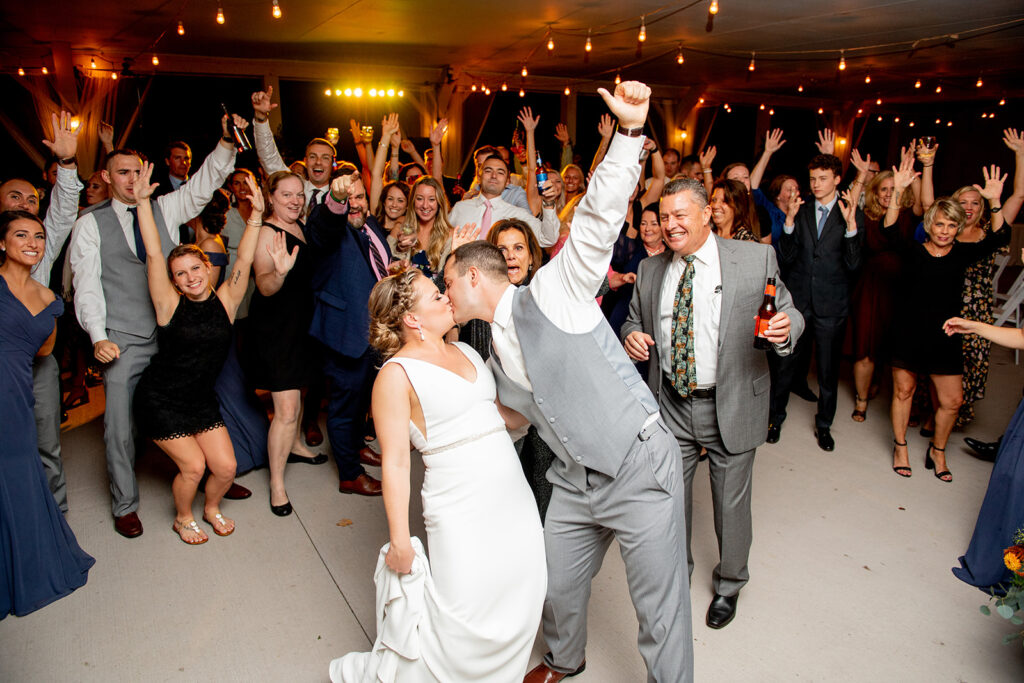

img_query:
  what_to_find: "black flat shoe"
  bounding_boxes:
[924,443,952,482]
[270,495,293,516]
[892,439,912,478]
[814,427,835,452]
[706,593,738,629]
[964,436,1000,462]
[287,452,328,465]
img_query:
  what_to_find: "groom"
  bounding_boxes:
[444,82,692,683]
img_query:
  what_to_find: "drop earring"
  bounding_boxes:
[416,324,425,341]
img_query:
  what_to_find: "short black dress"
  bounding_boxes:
[889,224,1010,376]
[243,223,315,391]
[135,294,232,441]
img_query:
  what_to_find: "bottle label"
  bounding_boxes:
[764,284,776,297]
[755,316,771,339]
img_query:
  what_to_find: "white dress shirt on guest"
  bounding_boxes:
[657,236,721,387]
[448,194,560,249]
[252,119,329,207]
[68,142,236,344]
[32,165,83,287]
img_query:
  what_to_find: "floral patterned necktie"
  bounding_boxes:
[671,255,697,397]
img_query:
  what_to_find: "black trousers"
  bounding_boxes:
[771,312,847,429]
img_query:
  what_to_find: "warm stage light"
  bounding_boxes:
[70,117,81,131]
[387,88,395,97]
[353,88,362,97]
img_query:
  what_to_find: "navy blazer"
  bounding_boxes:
[778,196,863,318]
[304,203,392,358]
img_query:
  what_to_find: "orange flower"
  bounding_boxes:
[1003,546,1024,575]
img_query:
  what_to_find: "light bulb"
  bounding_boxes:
[724,103,730,109]
[17,67,24,76]
[615,73,621,85]
[353,87,362,97]
[152,54,159,66]
[387,88,395,97]
[838,52,846,71]
[41,66,48,75]
[818,107,824,114]
[564,85,570,96]
[947,121,953,127]
[344,88,352,96]
[325,89,331,96]
[397,90,404,97]
[638,16,646,43]
[976,77,983,88]
[877,116,882,122]
[501,82,508,91]
[759,103,765,110]
[908,121,915,127]
[864,74,871,84]
[272,0,282,19]
[471,84,477,92]
[935,118,941,124]
[521,65,528,77]
[91,57,96,69]
[798,84,804,93]
[547,36,555,52]
[894,117,900,122]
[484,87,490,95]
[999,99,1006,106]
[914,79,921,88]
[698,97,705,104]
[177,21,185,35]
[857,108,863,114]
[369,88,377,97]
[335,89,341,96]
[585,30,592,53]
[111,72,118,80]
[519,88,525,98]
[768,108,774,115]
[216,6,225,24]
[876,98,882,105]
[676,48,684,65]
[709,0,719,15]
[748,54,756,71]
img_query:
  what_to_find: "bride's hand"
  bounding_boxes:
[386,541,414,574]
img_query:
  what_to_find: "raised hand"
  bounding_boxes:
[349,119,362,145]
[850,149,872,175]
[98,121,114,147]
[517,106,540,132]
[892,152,919,192]
[597,113,615,139]
[838,188,857,225]
[642,137,657,152]
[429,118,448,146]
[1003,128,1024,156]
[764,128,786,154]
[222,113,248,139]
[133,161,160,202]
[267,230,299,276]
[915,139,938,166]
[251,86,278,118]
[815,129,835,155]
[42,111,79,161]
[330,173,358,202]
[400,139,417,155]
[451,223,481,251]
[973,164,1007,203]
[785,193,805,223]
[554,123,571,146]
[699,145,717,170]
[596,81,650,130]
[244,175,264,214]
[381,113,400,143]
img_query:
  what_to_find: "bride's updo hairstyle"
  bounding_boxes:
[368,267,423,359]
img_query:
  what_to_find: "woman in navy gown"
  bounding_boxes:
[0,210,94,619]
[946,309,1024,591]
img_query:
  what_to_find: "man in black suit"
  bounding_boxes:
[769,154,863,451]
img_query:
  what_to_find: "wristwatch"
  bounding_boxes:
[58,156,76,166]
[617,125,644,138]
[222,135,234,143]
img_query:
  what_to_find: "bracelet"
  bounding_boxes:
[991,205,1002,213]
[222,135,234,143]
[246,220,262,226]
[921,163,934,167]
[58,156,76,165]
[616,125,644,138]
[253,115,268,123]
[702,169,712,175]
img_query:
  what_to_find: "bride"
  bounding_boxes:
[330,267,546,682]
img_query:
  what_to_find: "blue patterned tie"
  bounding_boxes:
[816,205,829,238]
[671,255,697,397]
[127,207,146,262]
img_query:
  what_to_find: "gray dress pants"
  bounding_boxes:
[33,353,66,512]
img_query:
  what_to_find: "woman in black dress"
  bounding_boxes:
[133,162,266,544]
[245,171,320,517]
[887,157,1010,482]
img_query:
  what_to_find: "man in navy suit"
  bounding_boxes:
[769,154,863,451]
[305,169,392,495]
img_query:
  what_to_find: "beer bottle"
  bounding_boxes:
[754,277,777,349]
[221,103,252,153]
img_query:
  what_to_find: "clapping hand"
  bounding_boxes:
[554,123,571,146]
[699,145,717,170]
[133,162,160,202]
[764,128,786,154]
[451,223,481,251]
[429,118,448,146]
[973,164,1007,203]
[244,175,264,214]
[42,110,79,161]
[267,230,299,276]
[517,106,540,132]
[597,113,615,139]
[815,129,835,155]
[1003,128,1024,156]
[596,81,650,130]
[251,86,278,118]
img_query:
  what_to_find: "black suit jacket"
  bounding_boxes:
[778,197,863,318]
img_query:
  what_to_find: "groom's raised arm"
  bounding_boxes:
[537,82,650,303]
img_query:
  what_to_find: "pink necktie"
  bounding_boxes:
[481,198,493,234]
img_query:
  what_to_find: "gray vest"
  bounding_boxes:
[87,200,175,338]
[488,288,659,491]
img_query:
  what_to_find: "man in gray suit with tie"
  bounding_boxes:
[622,177,804,629]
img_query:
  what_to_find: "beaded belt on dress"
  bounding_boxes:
[419,424,506,456]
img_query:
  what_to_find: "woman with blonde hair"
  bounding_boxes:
[400,176,454,281]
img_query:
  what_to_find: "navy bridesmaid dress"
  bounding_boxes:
[1,277,94,619]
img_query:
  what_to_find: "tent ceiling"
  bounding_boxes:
[3,1,1023,103]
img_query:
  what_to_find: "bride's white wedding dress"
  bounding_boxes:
[330,342,546,682]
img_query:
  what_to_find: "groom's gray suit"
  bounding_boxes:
[486,132,692,682]
[622,235,803,598]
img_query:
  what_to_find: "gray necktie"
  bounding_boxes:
[816,205,829,237]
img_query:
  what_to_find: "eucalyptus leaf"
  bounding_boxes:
[980,605,991,615]
[1011,616,1024,625]
[997,604,1015,619]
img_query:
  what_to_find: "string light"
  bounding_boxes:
[216,6,225,24]
[976,76,983,88]
[935,85,942,94]
[818,107,824,114]
[387,88,395,96]
[857,108,863,114]
[272,0,282,19]
[353,87,362,97]
[877,115,882,122]
[344,88,352,96]
[471,84,477,92]
[838,51,846,71]
[335,89,341,96]
[521,65,528,77]
[17,67,24,76]
[41,66,48,75]
[947,121,953,127]
[768,108,774,115]
[585,29,592,53]
[914,79,921,88]
[564,85,570,96]
[759,103,765,110]
[369,88,377,97]
[797,84,804,93]
[638,16,646,43]
[908,121,915,127]
[698,97,705,104]
[748,53,756,72]
[111,72,118,80]
[894,117,900,122]
[709,0,719,14]
[177,20,185,35]
[501,82,508,91]
[484,87,491,95]
[864,74,871,84]
[398,90,404,97]
[519,87,525,98]
[981,113,988,119]
[935,118,941,124]
[615,73,621,85]
[325,89,331,96]
[676,46,684,65]
[999,98,1006,106]
[547,34,555,52]
[151,54,159,66]
[876,97,883,105]
[91,56,96,69]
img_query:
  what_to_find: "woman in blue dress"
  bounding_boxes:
[0,210,94,619]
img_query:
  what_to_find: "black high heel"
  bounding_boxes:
[924,442,952,482]
[892,439,912,478]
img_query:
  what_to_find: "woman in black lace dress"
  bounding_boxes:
[132,162,272,544]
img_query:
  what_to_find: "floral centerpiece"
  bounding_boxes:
[980,528,1024,646]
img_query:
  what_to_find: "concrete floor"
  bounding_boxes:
[3,347,1024,682]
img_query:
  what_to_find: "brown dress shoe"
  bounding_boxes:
[114,512,144,538]
[338,473,383,496]
[359,447,382,467]
[303,422,324,447]
[223,482,252,500]
[523,660,586,683]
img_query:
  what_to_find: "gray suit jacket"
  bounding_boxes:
[621,235,804,455]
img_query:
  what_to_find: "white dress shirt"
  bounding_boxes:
[69,142,236,343]
[32,165,83,286]
[252,119,330,207]
[448,193,560,249]
[658,236,722,386]
[782,193,856,237]
[489,133,644,393]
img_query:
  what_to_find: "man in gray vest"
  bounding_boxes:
[622,177,804,629]
[1,111,83,513]
[68,116,239,538]
[443,82,692,683]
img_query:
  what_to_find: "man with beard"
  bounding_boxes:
[304,168,392,495]
[251,86,336,214]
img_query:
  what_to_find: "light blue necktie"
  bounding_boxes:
[816,205,829,238]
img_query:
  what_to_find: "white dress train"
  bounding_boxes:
[330,342,547,682]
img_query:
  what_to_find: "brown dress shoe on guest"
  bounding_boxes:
[223,482,252,500]
[114,512,144,538]
[303,422,324,447]
[523,660,586,682]
[338,473,383,496]
[359,447,382,467]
